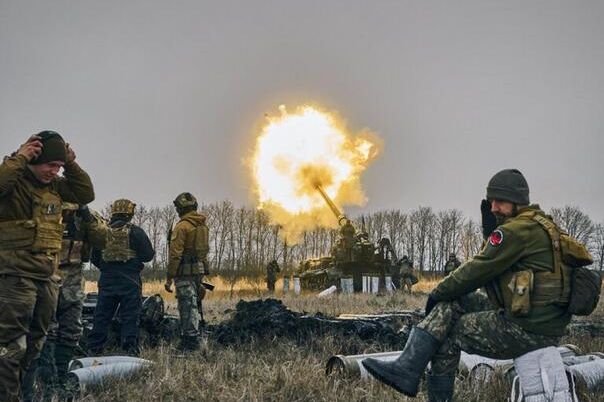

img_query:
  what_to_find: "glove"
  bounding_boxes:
[481,199,497,240]
[424,293,438,316]
[164,279,173,293]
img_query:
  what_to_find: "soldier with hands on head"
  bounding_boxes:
[0,132,94,402]
[164,192,209,352]
[363,169,591,402]
[22,203,107,400]
[87,199,154,356]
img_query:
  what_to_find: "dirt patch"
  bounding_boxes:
[208,298,420,354]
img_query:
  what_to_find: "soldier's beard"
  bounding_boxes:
[494,213,507,225]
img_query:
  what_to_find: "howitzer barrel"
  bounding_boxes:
[314,184,346,224]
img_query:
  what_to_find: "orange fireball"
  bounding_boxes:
[251,105,380,241]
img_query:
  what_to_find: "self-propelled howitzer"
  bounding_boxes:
[296,185,398,292]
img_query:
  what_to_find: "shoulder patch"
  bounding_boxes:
[488,229,504,247]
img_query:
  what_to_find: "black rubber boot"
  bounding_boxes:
[427,373,455,402]
[20,360,38,402]
[38,341,58,400]
[362,327,440,397]
[54,344,75,400]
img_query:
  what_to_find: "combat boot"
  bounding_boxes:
[122,341,140,357]
[38,341,58,399]
[20,360,38,402]
[427,373,455,402]
[362,327,440,396]
[54,344,75,399]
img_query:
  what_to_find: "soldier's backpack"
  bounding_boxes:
[530,214,600,316]
[102,223,136,262]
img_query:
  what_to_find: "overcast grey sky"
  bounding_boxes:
[1,0,603,221]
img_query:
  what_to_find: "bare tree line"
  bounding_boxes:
[99,203,604,274]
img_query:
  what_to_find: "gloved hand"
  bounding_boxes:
[481,199,497,240]
[164,279,173,293]
[424,292,439,316]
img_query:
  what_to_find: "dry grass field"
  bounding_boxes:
[77,277,604,402]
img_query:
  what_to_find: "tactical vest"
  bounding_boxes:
[60,238,85,267]
[102,223,136,262]
[0,179,63,253]
[177,217,208,276]
[489,211,571,316]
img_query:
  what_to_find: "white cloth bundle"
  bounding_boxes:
[510,346,576,402]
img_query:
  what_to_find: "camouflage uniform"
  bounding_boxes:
[422,205,572,372]
[443,254,461,277]
[398,256,417,292]
[22,205,107,400]
[168,193,209,351]
[0,143,94,402]
[266,260,280,292]
[362,170,577,401]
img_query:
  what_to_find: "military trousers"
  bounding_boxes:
[0,274,58,402]
[48,264,85,347]
[175,276,202,338]
[417,293,560,375]
[87,276,142,355]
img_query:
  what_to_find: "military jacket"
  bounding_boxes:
[90,219,154,279]
[431,205,571,336]
[60,210,107,270]
[168,211,209,279]
[0,154,94,279]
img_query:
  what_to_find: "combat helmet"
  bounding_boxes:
[486,169,530,205]
[111,199,136,215]
[173,192,198,211]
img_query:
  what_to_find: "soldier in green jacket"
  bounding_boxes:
[0,132,94,402]
[363,169,575,402]
[22,203,107,401]
[164,193,209,352]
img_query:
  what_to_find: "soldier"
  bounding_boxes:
[266,260,280,293]
[87,199,154,356]
[0,132,94,402]
[363,169,579,402]
[22,203,107,400]
[164,193,209,352]
[443,253,461,276]
[398,255,417,292]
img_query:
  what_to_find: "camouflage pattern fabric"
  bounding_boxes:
[400,267,418,292]
[417,295,559,376]
[47,264,85,347]
[0,275,58,402]
[175,276,202,338]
